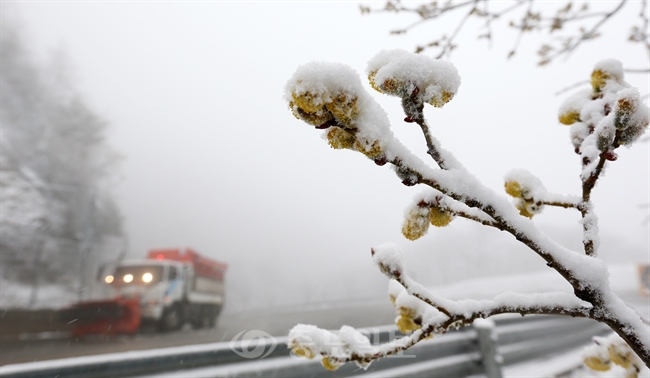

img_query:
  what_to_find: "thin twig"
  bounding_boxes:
[557,0,628,61]
[448,208,501,228]
[541,200,578,209]
[508,0,535,58]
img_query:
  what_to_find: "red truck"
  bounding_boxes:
[61,248,227,336]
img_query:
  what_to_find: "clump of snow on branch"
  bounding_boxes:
[504,169,547,218]
[366,49,461,108]
[287,324,375,370]
[371,242,405,279]
[284,62,398,164]
[557,59,649,181]
[388,279,442,334]
[502,169,580,219]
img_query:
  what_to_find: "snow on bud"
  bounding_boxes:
[614,88,649,145]
[366,49,461,108]
[289,101,334,127]
[504,169,546,200]
[608,344,633,369]
[338,325,374,365]
[402,206,430,240]
[396,309,421,333]
[387,279,405,305]
[292,345,317,359]
[326,127,356,150]
[288,324,334,361]
[590,59,624,94]
[503,170,546,218]
[325,124,386,163]
[558,89,591,126]
[321,356,342,371]
[353,139,384,161]
[514,198,542,219]
[402,196,454,239]
[391,284,427,334]
[504,181,524,199]
[596,119,616,152]
[371,242,404,279]
[285,62,362,128]
[583,338,613,371]
[582,334,645,376]
[584,356,612,372]
[570,122,590,151]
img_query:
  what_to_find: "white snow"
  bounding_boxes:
[593,59,625,82]
[366,49,461,107]
[372,242,405,278]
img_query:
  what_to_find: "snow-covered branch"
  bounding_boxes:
[284,49,650,369]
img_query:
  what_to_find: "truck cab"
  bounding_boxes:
[103,249,226,331]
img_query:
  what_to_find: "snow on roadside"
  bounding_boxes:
[0,278,76,309]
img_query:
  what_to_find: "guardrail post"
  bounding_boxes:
[474,318,503,378]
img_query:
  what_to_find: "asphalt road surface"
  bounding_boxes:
[0,291,647,367]
[0,299,395,365]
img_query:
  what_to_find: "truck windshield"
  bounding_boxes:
[111,265,164,285]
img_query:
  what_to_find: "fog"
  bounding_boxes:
[5,2,649,313]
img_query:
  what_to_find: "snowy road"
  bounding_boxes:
[0,300,396,365]
[1,265,647,366]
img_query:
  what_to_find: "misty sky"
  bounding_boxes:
[5,2,649,312]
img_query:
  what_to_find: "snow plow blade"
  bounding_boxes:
[59,298,141,336]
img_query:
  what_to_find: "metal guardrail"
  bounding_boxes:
[0,315,610,378]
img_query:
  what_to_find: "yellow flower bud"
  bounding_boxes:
[290,91,359,128]
[608,345,632,368]
[591,69,609,93]
[428,91,454,108]
[558,111,581,125]
[292,346,317,359]
[292,92,322,114]
[353,139,383,160]
[325,95,359,125]
[504,181,524,198]
[429,207,453,227]
[326,127,356,150]
[321,357,341,371]
[584,356,611,372]
[402,208,430,240]
[290,102,333,127]
[516,200,535,219]
[368,72,379,91]
[396,315,420,333]
[396,306,422,333]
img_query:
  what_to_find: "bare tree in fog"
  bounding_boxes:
[0,20,124,301]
